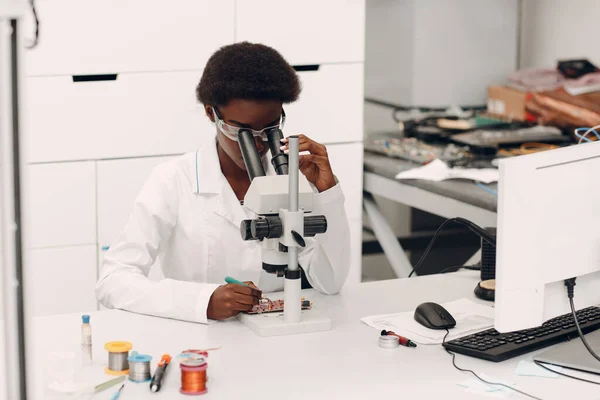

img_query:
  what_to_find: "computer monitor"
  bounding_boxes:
[495,141,600,333]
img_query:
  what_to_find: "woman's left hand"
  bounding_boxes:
[280,134,336,192]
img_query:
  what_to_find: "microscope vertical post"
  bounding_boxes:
[284,136,301,323]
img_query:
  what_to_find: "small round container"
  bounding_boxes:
[379,335,400,349]
[104,341,133,375]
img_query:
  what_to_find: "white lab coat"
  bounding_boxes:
[95,137,351,323]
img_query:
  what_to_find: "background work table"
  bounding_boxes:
[363,152,498,213]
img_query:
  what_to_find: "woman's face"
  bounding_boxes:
[206,99,283,171]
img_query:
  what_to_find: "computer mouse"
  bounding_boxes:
[414,302,457,330]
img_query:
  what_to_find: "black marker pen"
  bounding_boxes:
[150,354,171,393]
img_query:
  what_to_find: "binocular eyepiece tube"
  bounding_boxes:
[239,128,289,181]
[267,129,289,176]
[238,129,267,181]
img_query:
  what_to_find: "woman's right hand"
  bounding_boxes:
[207,282,262,320]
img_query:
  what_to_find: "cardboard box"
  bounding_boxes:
[487,85,534,121]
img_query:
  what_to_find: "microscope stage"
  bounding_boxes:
[238,308,331,336]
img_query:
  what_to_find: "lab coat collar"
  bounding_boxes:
[193,139,221,195]
[193,138,248,228]
[193,137,276,227]
[193,138,275,195]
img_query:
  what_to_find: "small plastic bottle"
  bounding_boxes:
[81,315,92,365]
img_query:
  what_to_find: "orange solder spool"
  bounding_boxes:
[180,356,208,395]
[104,341,133,375]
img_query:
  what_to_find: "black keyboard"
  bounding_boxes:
[443,306,600,362]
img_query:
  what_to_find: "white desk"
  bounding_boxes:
[31,273,590,400]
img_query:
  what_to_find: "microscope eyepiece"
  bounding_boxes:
[266,129,289,175]
[238,129,266,181]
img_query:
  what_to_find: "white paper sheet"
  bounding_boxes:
[458,373,518,398]
[395,159,499,183]
[515,360,562,378]
[361,298,495,345]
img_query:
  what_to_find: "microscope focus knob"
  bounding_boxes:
[240,219,255,241]
[304,215,328,237]
[251,217,283,240]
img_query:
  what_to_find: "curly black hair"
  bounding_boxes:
[196,42,301,106]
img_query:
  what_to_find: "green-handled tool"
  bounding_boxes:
[94,375,126,393]
[224,276,250,287]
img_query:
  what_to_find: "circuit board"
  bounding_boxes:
[366,135,470,165]
[246,298,312,314]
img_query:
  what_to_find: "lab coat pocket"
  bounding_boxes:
[200,210,262,285]
[197,211,227,283]
[171,209,212,283]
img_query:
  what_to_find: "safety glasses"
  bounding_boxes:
[212,107,286,142]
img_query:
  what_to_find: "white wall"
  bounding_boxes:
[520,0,600,68]
[364,0,415,105]
[365,0,518,107]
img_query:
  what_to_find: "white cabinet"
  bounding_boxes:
[26,0,235,76]
[283,63,363,145]
[324,142,363,220]
[235,0,365,65]
[28,246,98,316]
[26,162,96,248]
[96,156,174,251]
[27,72,210,163]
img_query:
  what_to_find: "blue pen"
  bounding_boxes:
[224,276,250,287]
[110,384,124,400]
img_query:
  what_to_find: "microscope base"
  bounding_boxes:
[238,311,331,337]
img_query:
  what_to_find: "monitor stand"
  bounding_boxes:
[534,329,600,375]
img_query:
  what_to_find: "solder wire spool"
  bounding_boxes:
[179,353,208,395]
[128,352,152,383]
[104,341,133,375]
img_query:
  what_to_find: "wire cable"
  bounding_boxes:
[439,264,481,274]
[574,128,595,143]
[26,0,40,49]
[575,125,600,144]
[475,182,498,197]
[408,219,456,277]
[533,360,600,385]
[564,278,600,363]
[574,127,600,141]
[570,297,600,362]
[443,330,542,400]
[408,218,495,277]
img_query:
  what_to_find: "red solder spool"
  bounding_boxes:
[180,357,208,395]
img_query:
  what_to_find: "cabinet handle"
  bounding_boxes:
[72,74,118,83]
[292,65,320,72]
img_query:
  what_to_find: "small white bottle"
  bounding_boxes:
[81,315,92,365]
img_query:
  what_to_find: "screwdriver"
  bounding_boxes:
[109,384,124,400]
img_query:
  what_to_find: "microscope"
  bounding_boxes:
[237,129,332,336]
